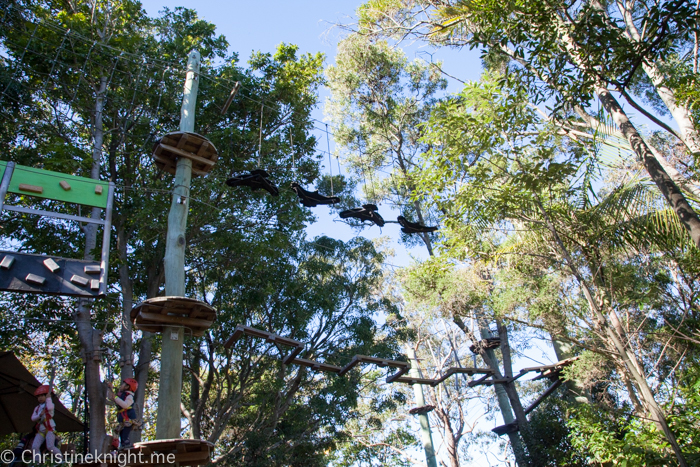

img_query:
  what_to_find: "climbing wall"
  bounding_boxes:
[0,161,114,297]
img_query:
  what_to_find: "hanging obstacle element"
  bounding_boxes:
[224,325,577,432]
[290,182,340,207]
[224,103,279,197]
[397,216,438,234]
[152,132,219,177]
[339,204,385,227]
[225,169,279,196]
[223,325,304,364]
[131,297,217,337]
[222,325,500,386]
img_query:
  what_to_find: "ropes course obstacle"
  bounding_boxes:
[222,323,579,437]
[0,161,115,297]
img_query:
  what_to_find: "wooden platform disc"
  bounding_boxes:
[72,438,214,467]
[131,296,216,337]
[136,438,214,466]
[152,132,219,177]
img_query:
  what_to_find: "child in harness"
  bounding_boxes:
[106,378,138,450]
[30,385,62,462]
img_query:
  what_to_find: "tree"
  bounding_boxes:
[411,70,700,465]
[354,0,700,248]
[326,33,445,254]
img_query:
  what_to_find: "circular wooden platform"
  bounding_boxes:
[152,132,218,177]
[134,438,214,466]
[131,296,216,337]
[72,438,213,467]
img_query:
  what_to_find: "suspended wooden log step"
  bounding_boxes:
[469,337,501,354]
[506,356,581,384]
[290,182,340,207]
[152,132,219,177]
[409,405,435,415]
[339,204,385,227]
[468,377,511,387]
[492,422,519,436]
[339,355,409,381]
[391,367,495,387]
[397,216,438,234]
[131,297,216,337]
[291,357,342,373]
[223,325,303,364]
[393,376,437,385]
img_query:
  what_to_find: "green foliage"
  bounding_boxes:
[568,404,676,466]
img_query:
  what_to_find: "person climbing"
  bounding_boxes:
[106,378,138,450]
[30,385,62,463]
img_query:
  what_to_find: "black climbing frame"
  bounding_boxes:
[290,182,340,207]
[339,203,385,227]
[225,169,279,196]
[397,216,438,234]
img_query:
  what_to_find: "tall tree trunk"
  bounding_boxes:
[73,76,108,455]
[611,0,700,153]
[551,17,700,248]
[595,86,700,248]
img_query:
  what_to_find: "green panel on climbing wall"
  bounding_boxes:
[0,160,109,208]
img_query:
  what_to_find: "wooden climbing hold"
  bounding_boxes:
[43,258,60,273]
[25,273,45,285]
[84,264,101,274]
[59,180,71,191]
[19,183,43,194]
[1,255,15,269]
[70,275,89,286]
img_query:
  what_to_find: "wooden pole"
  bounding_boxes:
[406,346,438,467]
[157,49,200,440]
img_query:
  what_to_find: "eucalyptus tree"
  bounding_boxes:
[413,70,699,465]
[354,0,700,248]
[326,33,445,254]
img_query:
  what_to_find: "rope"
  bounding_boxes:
[0,22,39,105]
[326,124,333,195]
[69,40,96,104]
[290,129,295,172]
[258,104,264,167]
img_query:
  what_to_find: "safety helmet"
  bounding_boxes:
[123,378,138,392]
[34,385,51,396]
